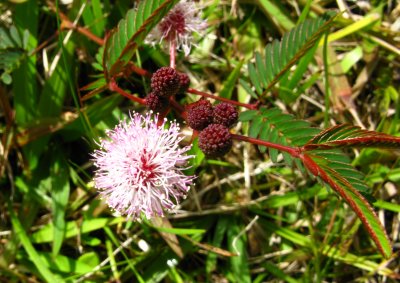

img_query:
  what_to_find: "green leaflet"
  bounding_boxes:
[103,0,180,78]
[240,107,320,164]
[245,12,335,97]
[304,152,392,259]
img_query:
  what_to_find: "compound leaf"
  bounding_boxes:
[304,124,400,150]
[103,0,179,79]
[246,12,335,97]
[301,152,392,259]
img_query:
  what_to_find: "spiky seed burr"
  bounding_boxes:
[198,123,232,157]
[213,102,238,128]
[177,72,190,94]
[151,67,180,97]
[186,99,214,131]
[145,92,169,113]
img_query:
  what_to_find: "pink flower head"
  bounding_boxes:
[92,112,194,219]
[146,0,207,55]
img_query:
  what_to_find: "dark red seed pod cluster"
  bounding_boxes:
[198,124,232,157]
[186,99,214,131]
[150,67,180,97]
[186,100,238,157]
[145,92,169,113]
[213,102,239,128]
[177,72,190,94]
[146,67,190,112]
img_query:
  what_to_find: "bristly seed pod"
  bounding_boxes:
[198,123,232,157]
[151,67,180,97]
[186,99,213,131]
[213,102,238,128]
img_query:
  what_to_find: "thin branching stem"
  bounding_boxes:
[170,39,176,69]
[231,134,301,157]
[109,79,146,104]
[188,88,259,110]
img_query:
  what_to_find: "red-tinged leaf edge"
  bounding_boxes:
[103,0,179,80]
[304,124,400,150]
[300,152,393,259]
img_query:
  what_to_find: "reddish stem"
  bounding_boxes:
[169,97,185,115]
[125,65,260,112]
[231,134,301,157]
[109,79,146,105]
[62,21,104,45]
[188,88,259,110]
[30,30,60,55]
[170,39,176,69]
[48,1,104,45]
[128,63,152,78]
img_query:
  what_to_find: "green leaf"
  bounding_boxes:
[103,0,180,78]
[149,226,206,235]
[246,107,320,165]
[1,72,12,84]
[38,42,75,117]
[246,12,335,96]
[256,0,295,31]
[31,217,125,243]
[206,216,229,274]
[219,61,244,99]
[304,124,400,150]
[62,94,123,140]
[239,78,259,99]
[50,151,70,256]
[301,152,392,258]
[227,218,251,283]
[258,218,395,276]
[239,109,258,122]
[12,0,39,127]
[263,262,299,283]
[8,201,62,283]
[38,252,94,274]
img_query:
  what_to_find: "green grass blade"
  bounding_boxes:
[31,217,125,243]
[12,0,38,126]
[50,151,70,256]
[227,219,251,283]
[219,61,244,99]
[9,201,63,283]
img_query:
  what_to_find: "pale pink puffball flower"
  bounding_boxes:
[146,0,207,55]
[92,112,194,219]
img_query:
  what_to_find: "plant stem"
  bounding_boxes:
[128,63,151,78]
[169,97,185,115]
[231,134,301,157]
[109,79,146,105]
[48,1,104,45]
[170,39,176,69]
[188,88,259,110]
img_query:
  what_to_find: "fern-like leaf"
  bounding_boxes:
[240,107,320,164]
[301,151,392,259]
[103,0,179,78]
[241,109,395,258]
[246,12,335,97]
[304,124,400,150]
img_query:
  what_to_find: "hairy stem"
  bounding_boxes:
[231,134,301,157]
[109,79,146,105]
[170,39,176,69]
[188,88,259,110]
[128,63,151,78]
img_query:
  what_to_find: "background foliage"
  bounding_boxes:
[1,0,400,282]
